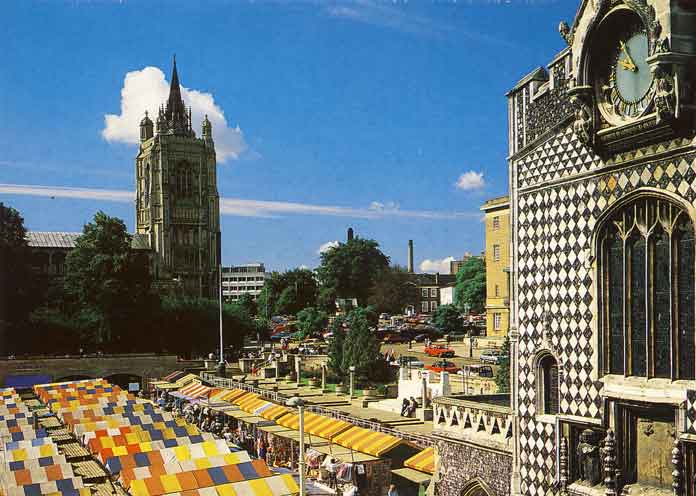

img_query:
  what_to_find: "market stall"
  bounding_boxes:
[391,447,434,496]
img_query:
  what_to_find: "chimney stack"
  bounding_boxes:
[408,240,414,273]
[347,227,354,242]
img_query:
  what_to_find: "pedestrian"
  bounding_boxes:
[388,484,399,496]
[408,396,418,417]
[408,340,413,351]
[400,398,409,417]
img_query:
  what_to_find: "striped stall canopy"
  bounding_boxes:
[275,412,350,439]
[6,456,69,472]
[164,371,187,383]
[209,390,247,404]
[126,460,274,496]
[3,477,86,496]
[404,447,435,475]
[332,426,402,457]
[1,463,75,487]
[236,395,263,413]
[106,452,251,476]
[229,392,256,406]
[257,404,290,422]
[170,383,214,401]
[5,444,60,462]
[143,474,299,496]
[118,453,254,486]
[154,374,199,391]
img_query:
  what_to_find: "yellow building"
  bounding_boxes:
[481,196,510,340]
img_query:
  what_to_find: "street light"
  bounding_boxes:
[348,366,356,399]
[217,266,225,377]
[286,396,306,495]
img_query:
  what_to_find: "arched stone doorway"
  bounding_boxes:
[460,479,493,496]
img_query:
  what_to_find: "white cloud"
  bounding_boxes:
[455,171,485,191]
[419,256,455,274]
[102,66,247,162]
[368,201,400,212]
[317,240,340,255]
[0,184,480,221]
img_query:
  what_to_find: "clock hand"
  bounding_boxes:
[619,59,637,72]
[620,41,637,70]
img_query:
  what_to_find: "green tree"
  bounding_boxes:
[494,337,511,393]
[327,316,346,377]
[0,203,36,353]
[235,293,258,318]
[317,238,390,307]
[367,265,416,315]
[296,307,328,340]
[257,268,318,317]
[63,211,156,348]
[454,257,486,313]
[341,307,383,381]
[432,304,464,334]
[158,296,255,358]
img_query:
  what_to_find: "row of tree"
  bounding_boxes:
[0,205,262,357]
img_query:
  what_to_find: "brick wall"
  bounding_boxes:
[434,438,512,496]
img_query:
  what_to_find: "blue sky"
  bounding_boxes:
[0,0,575,272]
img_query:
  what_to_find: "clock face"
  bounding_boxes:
[594,13,654,123]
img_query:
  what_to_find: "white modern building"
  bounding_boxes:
[221,263,268,301]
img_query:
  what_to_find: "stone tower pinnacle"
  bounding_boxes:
[161,56,193,137]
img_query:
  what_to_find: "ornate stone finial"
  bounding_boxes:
[652,65,677,124]
[603,429,617,496]
[559,437,569,496]
[558,21,573,45]
[672,439,683,496]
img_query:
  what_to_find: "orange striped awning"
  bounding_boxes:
[257,404,290,421]
[404,447,435,474]
[276,412,351,440]
[211,389,247,403]
[332,426,402,457]
[237,395,264,413]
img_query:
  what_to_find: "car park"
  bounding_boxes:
[395,356,425,368]
[383,334,409,344]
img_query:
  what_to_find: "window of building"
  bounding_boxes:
[493,245,501,262]
[430,301,438,312]
[492,216,500,230]
[430,288,438,298]
[494,313,502,330]
[599,196,695,379]
[538,354,559,415]
[495,284,500,297]
[421,302,429,313]
[421,288,428,298]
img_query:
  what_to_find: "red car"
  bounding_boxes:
[427,361,460,374]
[424,344,455,358]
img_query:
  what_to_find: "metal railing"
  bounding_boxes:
[200,373,434,448]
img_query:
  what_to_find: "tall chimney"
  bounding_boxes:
[347,227,354,242]
[408,240,414,273]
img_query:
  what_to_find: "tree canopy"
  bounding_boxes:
[296,307,328,340]
[63,211,155,348]
[494,337,511,393]
[257,268,318,317]
[326,315,346,378]
[454,257,486,314]
[432,304,464,334]
[341,307,383,381]
[367,265,416,315]
[317,238,390,307]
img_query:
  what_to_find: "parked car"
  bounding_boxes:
[383,334,409,344]
[459,364,494,378]
[413,334,428,343]
[395,356,425,368]
[426,360,460,374]
[424,344,456,358]
[479,350,507,364]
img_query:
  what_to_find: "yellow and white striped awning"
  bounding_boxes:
[404,447,435,475]
[332,426,402,457]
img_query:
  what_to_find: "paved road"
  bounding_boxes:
[378,342,500,373]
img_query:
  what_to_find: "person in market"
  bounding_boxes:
[388,484,399,496]
[321,456,338,488]
[400,398,410,417]
[256,434,267,461]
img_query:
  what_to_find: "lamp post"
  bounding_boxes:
[349,366,356,399]
[216,265,225,377]
[286,396,306,495]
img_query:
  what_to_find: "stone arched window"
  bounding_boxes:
[537,353,559,415]
[460,479,493,496]
[598,195,695,379]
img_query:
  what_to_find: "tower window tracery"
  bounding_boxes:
[598,196,695,379]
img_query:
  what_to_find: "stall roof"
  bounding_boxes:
[332,426,402,457]
[231,391,257,406]
[404,447,434,475]
[211,389,247,404]
[257,425,293,435]
[391,467,432,485]
[270,429,331,447]
[257,404,291,422]
[312,443,380,463]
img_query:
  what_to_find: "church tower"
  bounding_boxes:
[135,57,221,298]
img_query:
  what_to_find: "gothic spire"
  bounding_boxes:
[163,55,191,135]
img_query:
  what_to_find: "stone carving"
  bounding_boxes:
[672,440,682,496]
[570,93,595,147]
[559,21,573,45]
[652,65,677,124]
[624,0,661,54]
[559,437,569,495]
[577,429,602,485]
